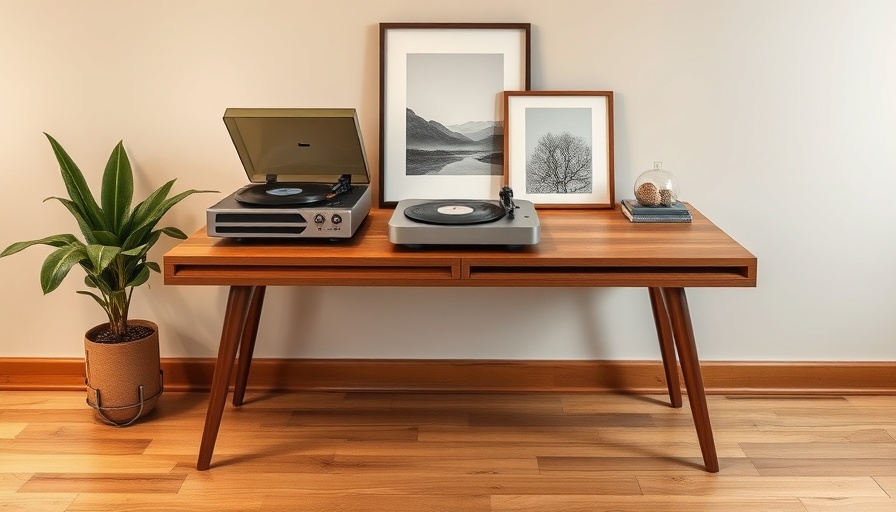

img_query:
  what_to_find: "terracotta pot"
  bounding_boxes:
[84,319,163,426]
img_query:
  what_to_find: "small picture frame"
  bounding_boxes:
[379,23,531,208]
[503,91,615,208]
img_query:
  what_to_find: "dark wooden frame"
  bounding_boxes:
[378,22,531,208]
[503,91,615,209]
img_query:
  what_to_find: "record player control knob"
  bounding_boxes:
[313,213,326,224]
[331,214,343,225]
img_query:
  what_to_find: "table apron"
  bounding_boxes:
[163,263,755,287]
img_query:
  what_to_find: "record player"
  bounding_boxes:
[388,187,541,246]
[207,108,371,239]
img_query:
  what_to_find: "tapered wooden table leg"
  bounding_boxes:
[233,286,266,407]
[662,287,719,473]
[197,285,253,471]
[649,287,682,408]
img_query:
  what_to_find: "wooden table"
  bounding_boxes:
[163,206,756,472]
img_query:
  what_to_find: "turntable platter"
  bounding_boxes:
[403,200,505,225]
[234,182,332,206]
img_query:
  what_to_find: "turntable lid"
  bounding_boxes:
[223,108,370,185]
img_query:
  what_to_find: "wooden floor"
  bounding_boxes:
[1,390,895,511]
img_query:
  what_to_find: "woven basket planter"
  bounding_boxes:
[84,319,163,426]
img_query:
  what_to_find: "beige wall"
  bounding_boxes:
[1,0,894,360]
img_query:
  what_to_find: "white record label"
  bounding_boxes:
[436,205,475,215]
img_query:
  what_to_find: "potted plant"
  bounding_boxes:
[1,133,214,426]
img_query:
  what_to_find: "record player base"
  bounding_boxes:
[164,207,757,474]
[388,198,540,246]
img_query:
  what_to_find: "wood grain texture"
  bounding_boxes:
[164,205,760,473]
[5,358,896,394]
[2,391,896,510]
[875,476,896,497]
[163,207,757,288]
[19,473,187,493]
[197,285,253,471]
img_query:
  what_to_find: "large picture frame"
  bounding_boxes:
[379,23,531,208]
[503,91,615,209]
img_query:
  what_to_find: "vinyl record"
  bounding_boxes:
[404,200,506,225]
[234,182,331,206]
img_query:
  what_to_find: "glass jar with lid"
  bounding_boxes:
[634,162,680,206]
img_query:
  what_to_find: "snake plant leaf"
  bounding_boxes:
[0,234,79,258]
[101,141,133,236]
[40,244,88,294]
[44,133,107,232]
[85,244,121,274]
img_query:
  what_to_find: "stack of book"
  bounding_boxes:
[620,199,692,223]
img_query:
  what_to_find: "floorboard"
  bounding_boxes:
[0,390,895,511]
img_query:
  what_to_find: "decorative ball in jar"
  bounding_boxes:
[634,162,680,206]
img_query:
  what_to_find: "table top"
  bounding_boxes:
[163,205,756,288]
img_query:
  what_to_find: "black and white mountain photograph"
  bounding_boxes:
[524,107,593,194]
[406,53,504,176]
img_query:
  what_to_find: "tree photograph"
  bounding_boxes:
[524,108,593,194]
[526,131,593,193]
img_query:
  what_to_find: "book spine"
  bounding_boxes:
[626,216,692,223]
[622,200,688,216]
[621,204,691,223]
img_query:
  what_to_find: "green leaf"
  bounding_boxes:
[90,230,119,246]
[160,226,188,239]
[42,196,87,226]
[101,141,133,235]
[126,265,151,288]
[85,244,121,274]
[129,184,215,240]
[44,133,107,232]
[40,245,87,294]
[127,180,174,232]
[76,290,107,308]
[120,224,153,252]
[42,197,97,242]
[85,272,113,296]
[120,243,148,257]
[155,188,217,222]
[123,229,160,256]
[5,136,215,317]
[1,234,79,258]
